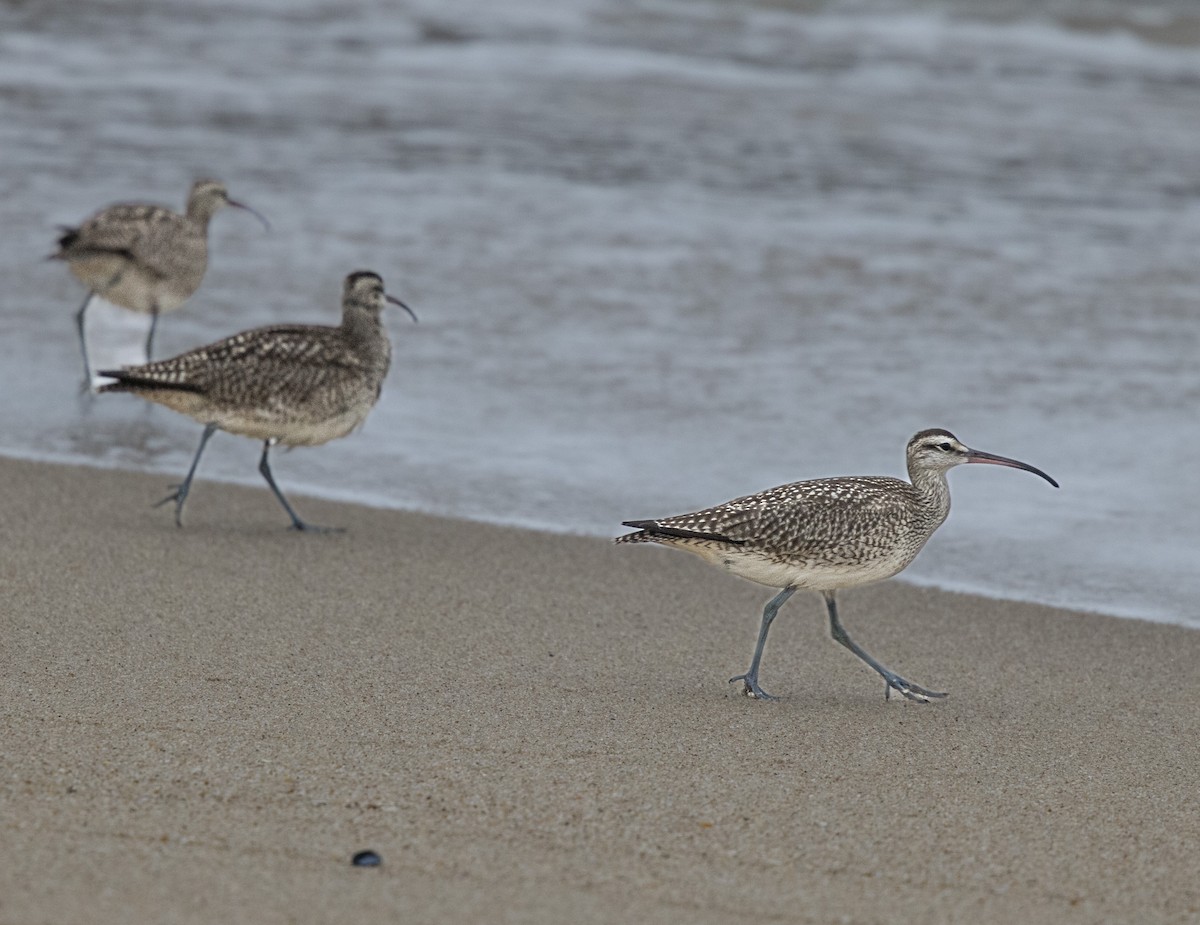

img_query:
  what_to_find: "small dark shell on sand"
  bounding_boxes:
[352,850,381,867]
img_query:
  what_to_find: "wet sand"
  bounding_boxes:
[1,455,1197,924]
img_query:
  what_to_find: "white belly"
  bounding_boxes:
[691,545,912,591]
[142,389,368,447]
[210,406,367,446]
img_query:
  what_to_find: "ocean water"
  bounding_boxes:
[1,0,1198,625]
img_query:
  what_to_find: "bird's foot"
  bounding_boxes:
[882,673,947,703]
[153,485,188,528]
[728,673,777,701]
[287,520,346,535]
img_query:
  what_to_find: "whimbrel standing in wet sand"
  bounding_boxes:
[616,429,1058,701]
[51,178,269,378]
[98,271,416,532]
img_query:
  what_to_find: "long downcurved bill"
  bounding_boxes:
[965,448,1058,488]
[386,293,418,323]
[227,199,272,232]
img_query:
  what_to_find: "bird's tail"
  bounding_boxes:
[46,225,78,260]
[96,369,205,395]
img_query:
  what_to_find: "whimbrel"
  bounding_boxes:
[616,429,1058,701]
[51,178,269,378]
[98,270,416,532]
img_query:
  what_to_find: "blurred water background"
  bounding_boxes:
[1,0,1198,624]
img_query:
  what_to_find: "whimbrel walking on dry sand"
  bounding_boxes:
[616,429,1058,701]
[51,178,269,378]
[98,270,416,532]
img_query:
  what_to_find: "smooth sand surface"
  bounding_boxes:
[2,455,1198,924]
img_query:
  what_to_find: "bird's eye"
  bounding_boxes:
[937,442,953,451]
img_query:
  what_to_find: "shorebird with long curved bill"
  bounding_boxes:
[51,178,269,380]
[98,270,416,533]
[616,429,1058,701]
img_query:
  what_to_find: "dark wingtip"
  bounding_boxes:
[94,370,204,394]
[619,520,744,545]
[94,369,130,393]
[614,521,649,543]
[50,226,79,257]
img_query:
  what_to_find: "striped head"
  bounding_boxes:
[186,178,270,229]
[343,270,417,323]
[906,429,1058,486]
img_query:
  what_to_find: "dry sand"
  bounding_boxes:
[1,455,1197,924]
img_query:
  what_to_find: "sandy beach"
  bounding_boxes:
[0,455,1196,924]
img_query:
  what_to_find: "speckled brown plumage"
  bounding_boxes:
[97,270,414,531]
[617,429,1058,701]
[52,178,267,375]
[618,474,947,587]
[98,309,392,447]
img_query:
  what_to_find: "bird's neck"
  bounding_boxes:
[186,199,220,226]
[342,303,392,370]
[908,464,952,528]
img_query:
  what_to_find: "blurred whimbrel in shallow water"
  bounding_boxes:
[616,429,1058,701]
[98,270,416,532]
[51,178,269,378]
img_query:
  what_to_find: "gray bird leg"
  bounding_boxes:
[258,440,342,533]
[79,269,126,388]
[75,291,94,388]
[155,423,217,527]
[145,304,160,361]
[824,591,947,702]
[729,586,796,701]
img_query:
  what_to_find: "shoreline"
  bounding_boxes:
[0,448,1176,629]
[2,455,1198,923]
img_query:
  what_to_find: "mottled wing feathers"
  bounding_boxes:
[53,223,136,263]
[622,476,922,567]
[98,324,356,398]
[54,205,191,278]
